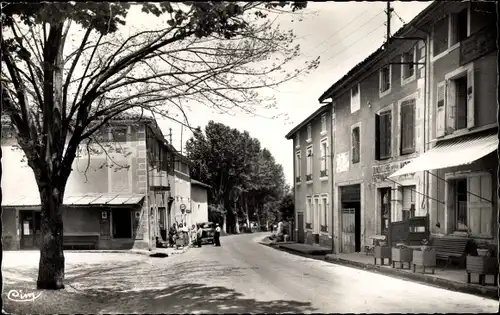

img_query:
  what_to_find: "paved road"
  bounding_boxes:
[2,233,498,314]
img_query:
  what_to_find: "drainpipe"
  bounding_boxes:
[145,127,152,251]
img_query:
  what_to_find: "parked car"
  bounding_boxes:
[197,222,215,245]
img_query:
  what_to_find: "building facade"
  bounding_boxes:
[391,1,498,249]
[2,117,181,250]
[285,105,334,248]
[288,1,497,253]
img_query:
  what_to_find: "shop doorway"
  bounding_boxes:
[340,185,361,253]
[19,210,42,249]
[112,209,132,239]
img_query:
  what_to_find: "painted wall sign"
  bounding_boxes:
[372,160,414,182]
[460,26,496,66]
[336,152,349,173]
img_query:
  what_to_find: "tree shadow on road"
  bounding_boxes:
[3,283,316,314]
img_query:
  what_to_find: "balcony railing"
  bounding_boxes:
[295,176,301,183]
[320,225,328,233]
[306,174,312,181]
[320,170,328,178]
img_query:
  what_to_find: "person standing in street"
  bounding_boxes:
[214,223,221,247]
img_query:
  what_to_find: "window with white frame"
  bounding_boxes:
[447,173,493,237]
[307,124,312,141]
[320,138,328,178]
[306,196,312,228]
[433,16,449,56]
[437,65,475,137]
[379,65,391,95]
[401,185,416,221]
[350,84,360,113]
[321,113,327,134]
[401,46,416,82]
[375,109,392,160]
[295,151,301,183]
[306,145,313,181]
[450,8,469,46]
[295,132,300,148]
[351,126,360,164]
[321,195,328,232]
[400,99,416,155]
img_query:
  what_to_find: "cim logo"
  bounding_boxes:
[7,289,42,302]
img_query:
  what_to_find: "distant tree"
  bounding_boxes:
[0,2,317,290]
[277,193,294,222]
[185,121,287,233]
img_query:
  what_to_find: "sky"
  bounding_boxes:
[131,1,432,185]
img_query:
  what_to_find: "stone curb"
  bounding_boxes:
[324,255,498,301]
[258,241,498,300]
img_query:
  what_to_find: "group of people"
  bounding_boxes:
[167,222,222,248]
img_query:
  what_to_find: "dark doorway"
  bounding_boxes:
[297,212,305,243]
[19,210,41,249]
[340,185,361,253]
[380,187,392,237]
[112,209,132,239]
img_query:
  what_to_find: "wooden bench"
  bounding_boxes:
[63,234,99,250]
[432,237,470,269]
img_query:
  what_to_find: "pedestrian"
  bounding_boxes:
[168,223,177,247]
[214,223,221,247]
[190,224,199,247]
[197,223,203,246]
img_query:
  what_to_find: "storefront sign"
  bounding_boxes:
[460,26,496,66]
[372,160,414,182]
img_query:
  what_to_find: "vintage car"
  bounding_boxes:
[197,222,215,245]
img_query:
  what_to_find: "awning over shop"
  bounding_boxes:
[2,193,145,207]
[389,132,498,178]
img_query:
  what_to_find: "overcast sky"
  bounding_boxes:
[148,1,432,185]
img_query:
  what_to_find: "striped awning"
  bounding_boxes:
[2,193,145,207]
[389,132,498,178]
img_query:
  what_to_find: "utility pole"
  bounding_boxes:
[385,0,392,48]
[169,128,172,145]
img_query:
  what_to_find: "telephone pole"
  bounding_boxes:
[385,0,392,48]
[169,128,172,145]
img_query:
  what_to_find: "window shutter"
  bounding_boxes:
[375,114,381,159]
[385,112,392,157]
[466,67,475,129]
[467,174,493,237]
[436,83,446,137]
[446,80,456,133]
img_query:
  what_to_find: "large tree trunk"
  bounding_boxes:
[36,183,65,290]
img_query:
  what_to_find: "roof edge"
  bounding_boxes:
[285,104,330,139]
[318,1,442,102]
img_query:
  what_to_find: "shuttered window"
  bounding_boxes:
[375,111,392,160]
[351,126,360,164]
[401,99,416,155]
[436,82,446,137]
[466,174,493,237]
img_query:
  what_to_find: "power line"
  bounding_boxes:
[308,7,373,52]
[322,22,386,65]
[392,9,406,25]
[312,11,386,58]
[322,34,386,76]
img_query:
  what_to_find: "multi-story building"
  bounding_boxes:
[1,116,210,250]
[390,1,498,248]
[306,0,498,254]
[285,105,333,248]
